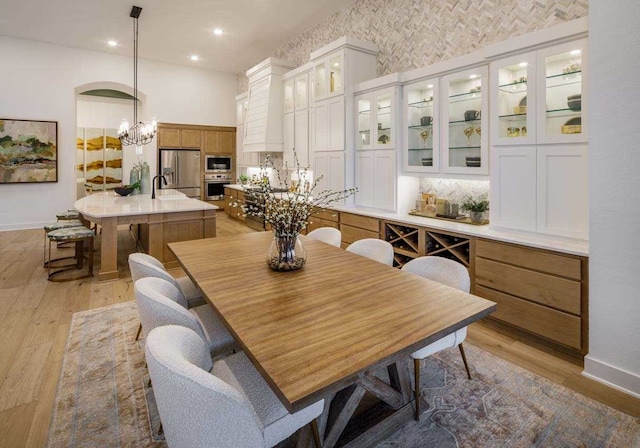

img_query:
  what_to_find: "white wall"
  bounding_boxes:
[0,35,237,230]
[585,0,640,398]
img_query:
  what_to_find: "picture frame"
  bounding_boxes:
[0,118,58,183]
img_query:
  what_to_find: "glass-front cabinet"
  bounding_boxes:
[356,87,395,150]
[537,39,587,144]
[313,52,344,101]
[442,66,489,175]
[490,52,536,146]
[404,79,439,173]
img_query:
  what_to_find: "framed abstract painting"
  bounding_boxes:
[0,118,58,183]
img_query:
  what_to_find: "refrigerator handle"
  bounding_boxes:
[176,154,179,188]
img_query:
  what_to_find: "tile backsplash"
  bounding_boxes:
[237,0,588,92]
[419,178,489,206]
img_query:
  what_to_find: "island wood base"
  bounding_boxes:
[88,209,216,281]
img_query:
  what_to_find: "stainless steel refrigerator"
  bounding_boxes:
[158,149,201,198]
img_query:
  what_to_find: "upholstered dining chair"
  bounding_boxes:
[129,252,206,340]
[401,256,472,420]
[306,227,342,247]
[346,238,394,266]
[134,277,236,358]
[145,325,324,448]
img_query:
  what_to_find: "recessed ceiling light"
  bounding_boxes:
[213,28,223,36]
[469,74,478,79]
[427,84,434,88]
[518,62,528,67]
[190,55,200,61]
[570,49,581,56]
[107,40,118,47]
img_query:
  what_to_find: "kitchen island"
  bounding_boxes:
[74,190,217,281]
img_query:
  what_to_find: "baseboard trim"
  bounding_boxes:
[583,355,640,399]
[0,220,50,232]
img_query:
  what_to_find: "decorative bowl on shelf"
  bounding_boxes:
[561,116,582,134]
[513,105,527,115]
[114,187,134,196]
[465,157,481,167]
[567,94,582,111]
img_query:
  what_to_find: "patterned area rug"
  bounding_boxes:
[47,302,640,447]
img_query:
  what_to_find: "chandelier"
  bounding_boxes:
[118,5,156,147]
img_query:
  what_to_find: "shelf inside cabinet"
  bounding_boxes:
[498,113,527,120]
[547,70,581,80]
[408,147,434,151]
[449,146,481,150]
[385,223,419,254]
[498,80,528,93]
[393,253,414,268]
[408,124,434,130]
[450,119,481,125]
[449,91,482,100]
[425,230,470,267]
[546,108,581,117]
[408,99,434,108]
[377,105,391,113]
[359,109,371,114]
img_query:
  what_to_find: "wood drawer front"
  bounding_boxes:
[340,224,379,245]
[340,212,379,232]
[476,258,581,315]
[313,209,339,223]
[476,239,581,280]
[475,285,582,350]
[307,217,339,233]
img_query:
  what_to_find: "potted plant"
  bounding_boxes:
[460,194,489,224]
[238,173,249,186]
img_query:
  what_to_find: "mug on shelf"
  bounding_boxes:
[464,110,480,121]
[420,116,433,126]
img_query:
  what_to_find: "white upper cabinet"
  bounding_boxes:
[490,51,537,146]
[441,66,489,175]
[403,78,439,173]
[356,87,397,151]
[283,67,312,168]
[313,52,344,101]
[536,39,587,144]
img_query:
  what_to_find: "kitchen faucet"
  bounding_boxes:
[152,175,167,199]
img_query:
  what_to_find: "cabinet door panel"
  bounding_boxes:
[181,130,202,149]
[537,145,588,239]
[313,102,328,151]
[355,151,374,207]
[158,128,180,148]
[327,96,345,151]
[490,146,536,232]
[373,151,396,211]
[283,113,295,167]
[327,152,345,193]
[294,110,309,168]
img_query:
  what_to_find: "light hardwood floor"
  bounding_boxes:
[0,213,637,447]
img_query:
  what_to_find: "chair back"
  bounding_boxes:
[401,256,470,292]
[306,227,341,247]
[346,238,394,266]
[134,277,206,341]
[146,325,264,448]
[129,253,187,308]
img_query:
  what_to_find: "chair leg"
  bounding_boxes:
[311,419,322,447]
[459,343,472,380]
[135,323,142,341]
[158,422,163,435]
[414,358,421,421]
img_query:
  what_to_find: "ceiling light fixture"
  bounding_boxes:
[118,5,156,149]
[469,74,478,79]
[427,84,434,88]
[107,40,118,47]
[570,49,581,56]
[191,55,200,61]
[213,28,223,36]
[518,62,528,67]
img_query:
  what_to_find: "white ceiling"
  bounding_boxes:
[0,0,352,74]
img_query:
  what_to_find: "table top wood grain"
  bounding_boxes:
[169,232,496,412]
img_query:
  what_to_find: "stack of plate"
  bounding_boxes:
[465,157,481,167]
[421,158,433,166]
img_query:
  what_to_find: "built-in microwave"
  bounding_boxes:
[205,155,232,173]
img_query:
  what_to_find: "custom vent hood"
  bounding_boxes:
[243,58,295,152]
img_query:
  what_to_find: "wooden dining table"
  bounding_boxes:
[168,232,496,447]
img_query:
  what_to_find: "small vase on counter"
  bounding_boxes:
[129,166,141,194]
[140,162,151,194]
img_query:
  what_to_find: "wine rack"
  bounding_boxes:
[383,221,470,268]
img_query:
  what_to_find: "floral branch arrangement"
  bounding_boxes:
[241,151,357,238]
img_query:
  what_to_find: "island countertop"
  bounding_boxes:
[74,190,217,220]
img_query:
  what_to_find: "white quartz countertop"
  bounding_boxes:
[74,190,217,219]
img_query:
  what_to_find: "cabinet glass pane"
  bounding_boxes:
[357,98,371,150]
[315,62,326,99]
[295,76,308,109]
[284,81,294,112]
[407,84,435,167]
[545,48,582,137]
[497,61,529,139]
[377,94,392,147]
[329,55,343,94]
[447,73,482,168]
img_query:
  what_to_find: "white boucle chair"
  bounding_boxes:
[306,227,342,247]
[134,277,236,358]
[345,238,394,266]
[401,256,472,421]
[145,325,324,448]
[129,252,206,340]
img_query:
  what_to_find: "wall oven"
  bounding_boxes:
[205,155,232,173]
[204,173,232,200]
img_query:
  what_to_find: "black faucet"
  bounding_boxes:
[152,175,168,199]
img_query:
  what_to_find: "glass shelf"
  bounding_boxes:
[449,119,481,125]
[359,110,371,115]
[547,70,581,80]
[449,91,482,101]
[546,109,581,119]
[408,99,434,108]
[408,147,434,151]
[408,124,434,130]
[378,105,391,113]
[498,113,527,119]
[498,80,528,93]
[450,146,481,150]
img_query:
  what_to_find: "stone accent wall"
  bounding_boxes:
[237,0,588,92]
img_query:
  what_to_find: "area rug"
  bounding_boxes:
[47,302,640,447]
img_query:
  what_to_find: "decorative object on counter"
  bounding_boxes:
[117,6,156,147]
[567,94,582,111]
[114,186,134,197]
[238,173,249,186]
[129,164,141,194]
[461,193,490,224]
[561,116,582,134]
[438,200,465,220]
[139,161,151,194]
[0,118,57,183]
[423,195,438,217]
[242,151,356,272]
[464,110,480,121]
[420,116,433,126]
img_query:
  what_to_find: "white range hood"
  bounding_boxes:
[243,58,295,152]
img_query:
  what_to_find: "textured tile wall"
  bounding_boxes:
[237,0,588,92]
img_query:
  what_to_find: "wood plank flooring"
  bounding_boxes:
[0,213,637,448]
